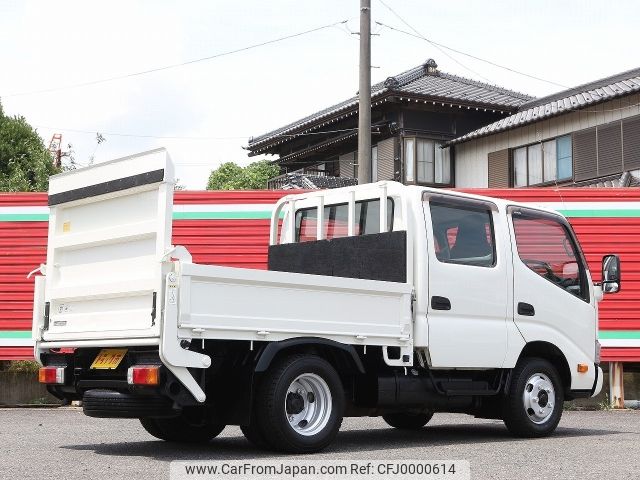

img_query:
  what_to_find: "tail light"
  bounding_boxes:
[127,366,160,386]
[38,367,65,384]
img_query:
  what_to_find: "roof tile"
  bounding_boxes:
[449,66,640,145]
[249,59,533,150]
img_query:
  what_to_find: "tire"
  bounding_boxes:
[502,357,564,437]
[240,423,270,449]
[140,410,225,443]
[383,411,434,430]
[255,354,344,453]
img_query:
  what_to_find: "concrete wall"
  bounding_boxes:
[452,93,640,187]
[0,372,60,405]
[566,365,639,408]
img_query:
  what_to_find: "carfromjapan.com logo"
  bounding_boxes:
[170,460,470,480]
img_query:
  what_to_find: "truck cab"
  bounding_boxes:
[33,151,618,453]
[273,182,609,387]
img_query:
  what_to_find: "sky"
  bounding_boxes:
[1,0,639,189]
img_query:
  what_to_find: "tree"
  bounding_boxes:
[206,160,279,190]
[0,101,59,191]
[243,160,281,189]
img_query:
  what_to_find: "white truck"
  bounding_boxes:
[33,149,618,453]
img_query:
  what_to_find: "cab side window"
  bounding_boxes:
[512,212,587,300]
[430,202,496,267]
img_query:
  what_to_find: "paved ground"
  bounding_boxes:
[0,407,637,480]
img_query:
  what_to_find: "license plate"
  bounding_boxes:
[90,348,128,369]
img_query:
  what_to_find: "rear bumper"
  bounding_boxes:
[40,347,201,411]
[82,389,178,418]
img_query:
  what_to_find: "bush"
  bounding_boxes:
[206,160,280,190]
[7,360,40,373]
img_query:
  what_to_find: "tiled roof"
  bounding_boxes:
[271,173,358,190]
[571,171,640,188]
[449,66,640,145]
[248,59,533,151]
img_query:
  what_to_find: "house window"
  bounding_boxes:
[513,135,572,186]
[404,137,451,185]
[404,139,415,182]
[351,146,379,181]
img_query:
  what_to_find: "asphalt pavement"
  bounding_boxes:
[0,407,637,480]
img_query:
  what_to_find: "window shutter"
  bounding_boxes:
[573,128,597,181]
[339,152,355,178]
[597,121,623,176]
[488,149,510,187]
[377,137,395,181]
[623,115,640,171]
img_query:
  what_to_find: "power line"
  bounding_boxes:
[378,21,569,89]
[35,126,248,141]
[3,20,348,98]
[376,0,568,89]
[34,125,367,142]
[376,0,495,84]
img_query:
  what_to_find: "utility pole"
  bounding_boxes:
[357,0,371,184]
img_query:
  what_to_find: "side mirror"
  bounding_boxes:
[602,254,621,293]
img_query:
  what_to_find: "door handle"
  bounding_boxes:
[431,296,451,311]
[517,302,535,316]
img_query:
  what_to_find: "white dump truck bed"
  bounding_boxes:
[176,262,412,346]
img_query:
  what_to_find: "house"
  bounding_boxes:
[446,66,640,188]
[245,59,533,187]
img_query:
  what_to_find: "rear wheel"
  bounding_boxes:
[255,354,344,453]
[240,423,270,449]
[502,357,564,437]
[383,411,434,430]
[140,410,225,443]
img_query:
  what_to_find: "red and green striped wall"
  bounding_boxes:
[1,188,639,362]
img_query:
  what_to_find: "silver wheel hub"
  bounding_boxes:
[285,373,332,436]
[522,373,555,424]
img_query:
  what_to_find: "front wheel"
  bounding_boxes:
[255,354,344,453]
[140,410,225,443]
[383,411,434,430]
[502,357,564,437]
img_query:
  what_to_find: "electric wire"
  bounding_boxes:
[376,0,496,84]
[377,20,569,89]
[376,0,568,89]
[33,125,366,141]
[3,20,348,98]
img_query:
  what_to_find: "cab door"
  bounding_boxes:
[424,195,509,368]
[509,207,597,386]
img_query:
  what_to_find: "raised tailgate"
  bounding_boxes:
[41,148,174,341]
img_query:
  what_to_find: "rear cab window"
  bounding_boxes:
[294,198,394,242]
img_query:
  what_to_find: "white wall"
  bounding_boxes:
[452,93,640,188]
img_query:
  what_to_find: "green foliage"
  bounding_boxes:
[598,393,613,411]
[7,360,40,373]
[0,101,59,192]
[242,160,281,189]
[207,160,279,190]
